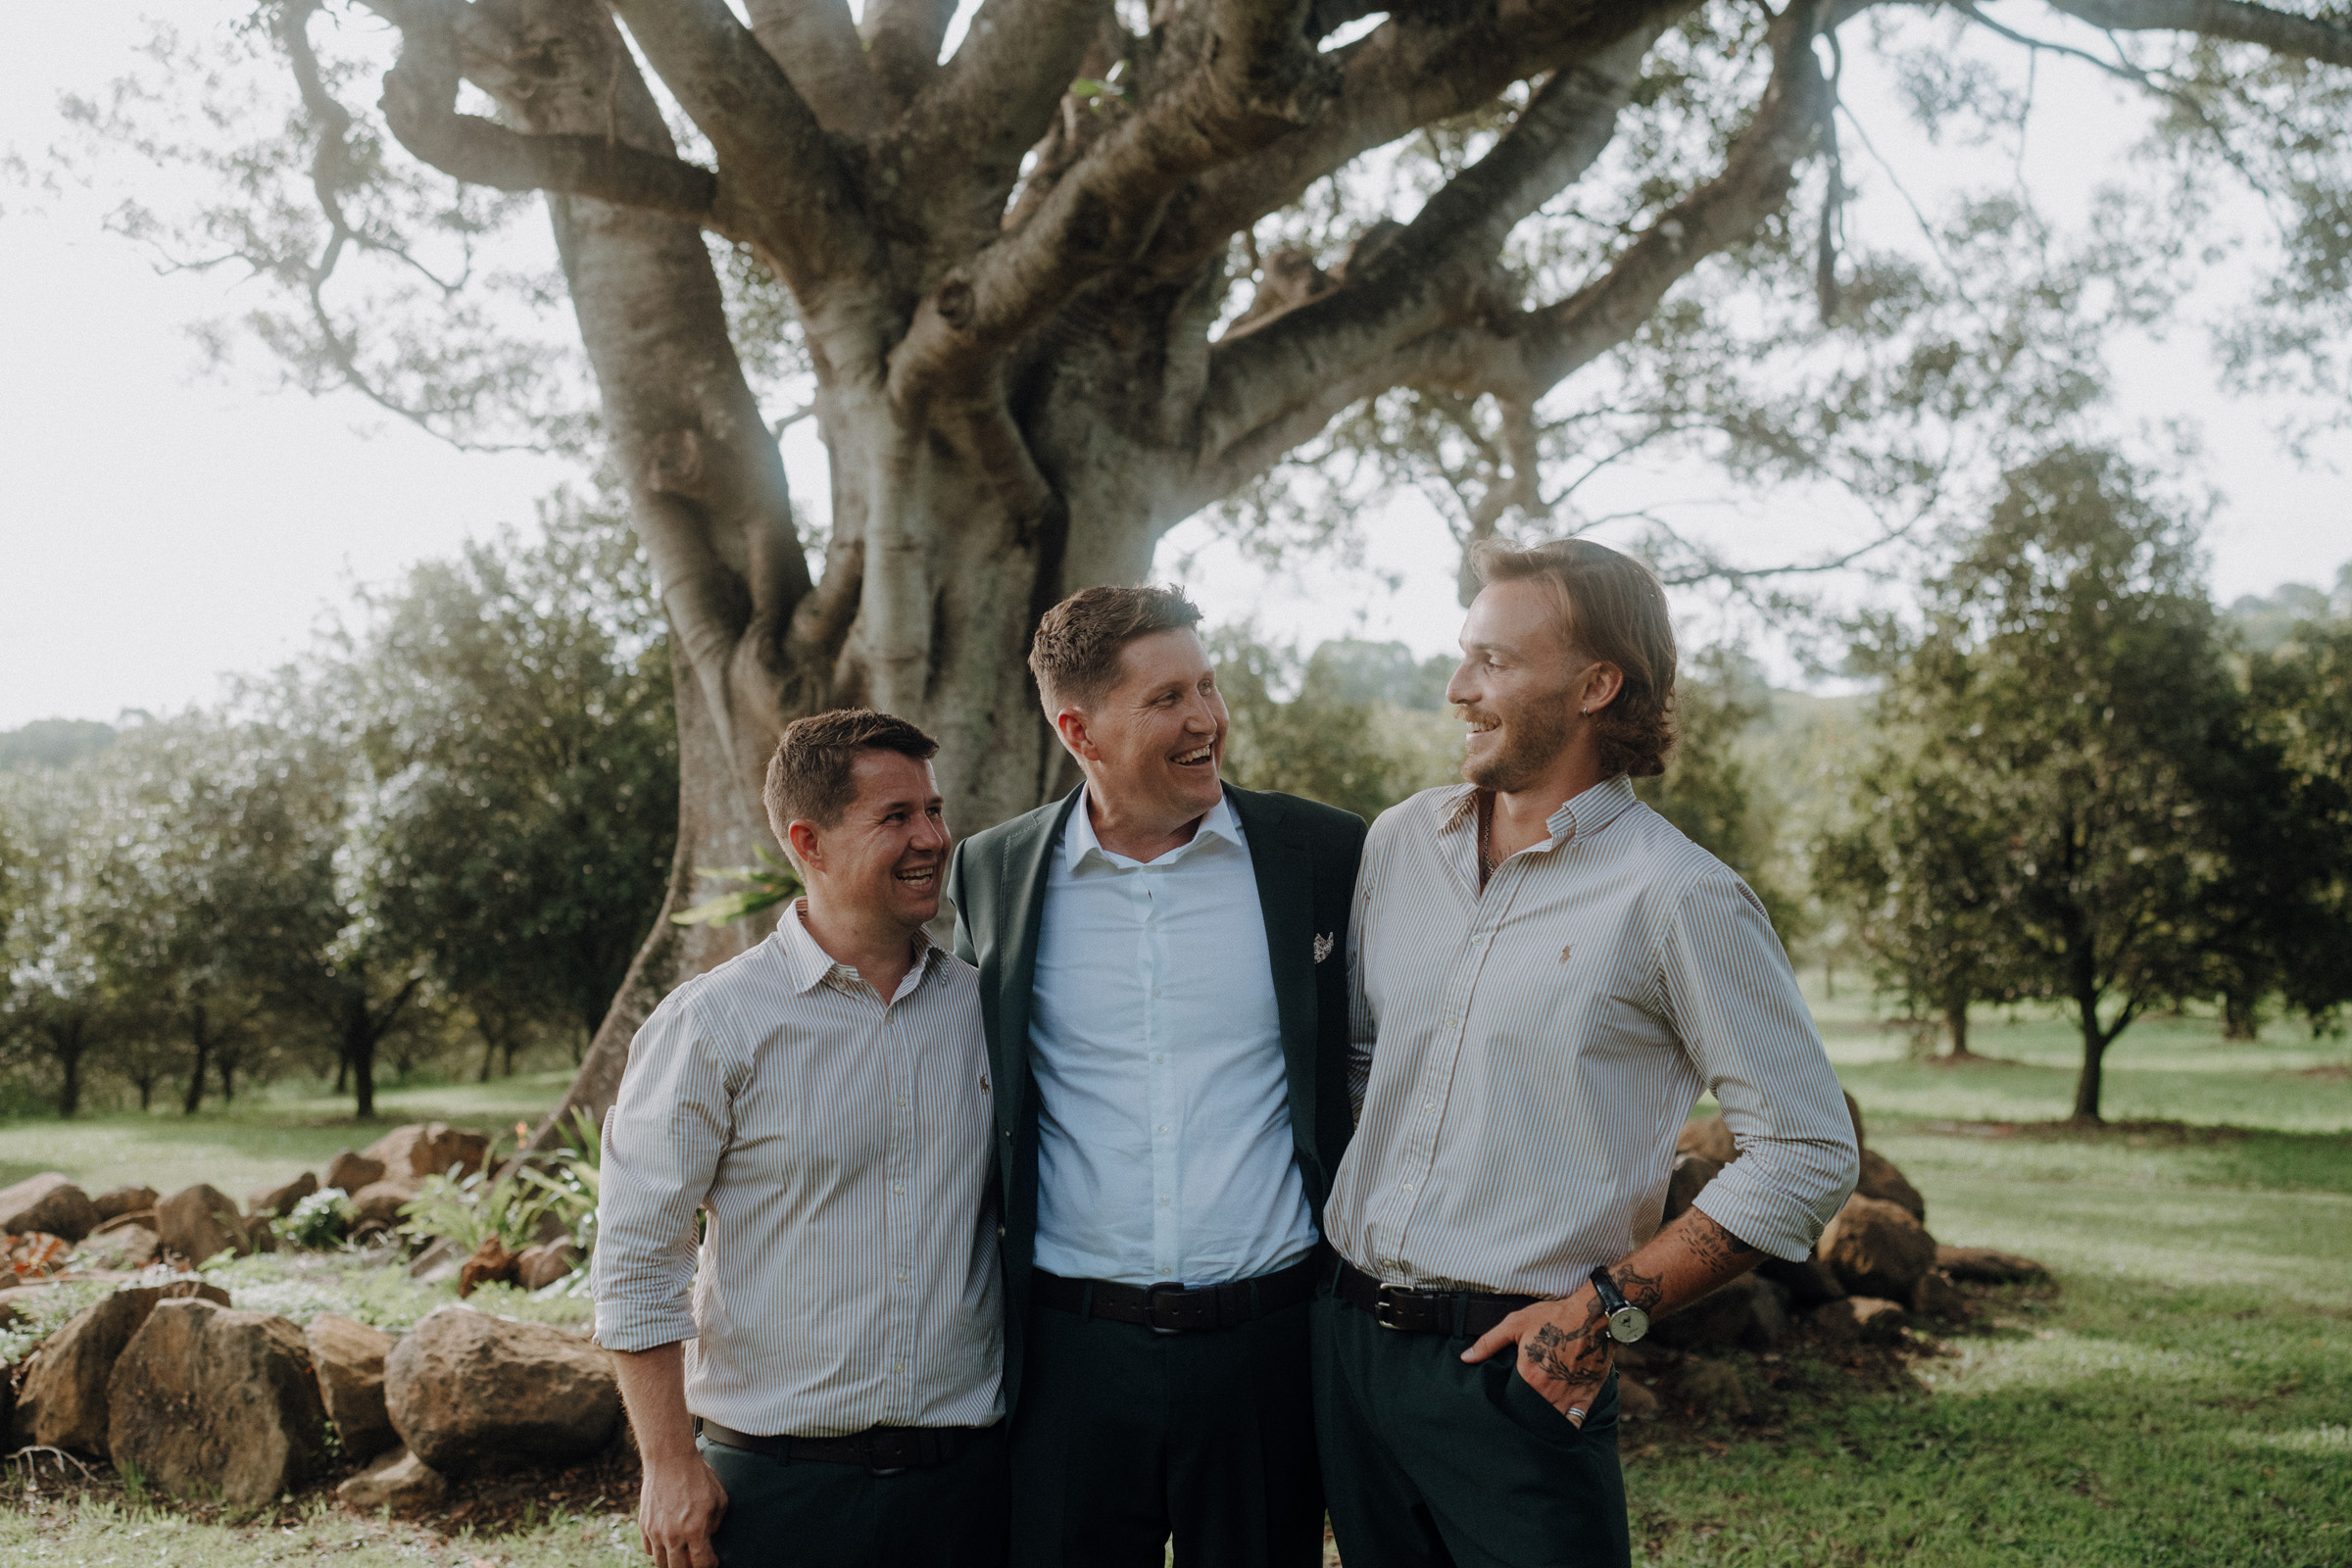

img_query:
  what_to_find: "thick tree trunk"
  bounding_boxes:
[53,1020,85,1118]
[183,1004,213,1115]
[1943,996,1974,1060]
[2071,992,2107,1123]
[345,995,377,1122]
[217,1052,237,1104]
[2221,989,2260,1041]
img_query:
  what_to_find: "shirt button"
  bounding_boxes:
[1153,1053,1166,1064]
[1156,1124,1168,1134]
[893,1182,906,1195]
[1424,1100,1437,1110]
[1159,1197,1171,1206]
[897,1097,907,1106]
[897,1268,908,1281]
[1152,987,1162,997]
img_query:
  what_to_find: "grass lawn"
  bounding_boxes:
[2,998,2348,1564]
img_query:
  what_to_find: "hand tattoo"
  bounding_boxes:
[1521,1296,1611,1384]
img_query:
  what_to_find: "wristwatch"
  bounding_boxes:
[1589,1265,1649,1344]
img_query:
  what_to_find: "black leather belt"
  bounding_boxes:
[1332,1254,1541,1338]
[697,1418,992,1471]
[1033,1253,1319,1333]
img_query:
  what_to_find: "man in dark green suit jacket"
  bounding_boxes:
[948,585,1365,1568]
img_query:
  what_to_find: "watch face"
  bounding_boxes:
[1609,1306,1649,1344]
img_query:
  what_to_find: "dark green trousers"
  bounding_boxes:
[697,1425,1008,1568]
[1007,1297,1323,1568]
[1311,1293,1630,1568]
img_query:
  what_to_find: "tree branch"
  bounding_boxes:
[373,2,736,235]
[864,0,961,108]
[744,0,883,136]
[886,0,1332,409]
[609,0,875,293]
[2048,0,2352,67]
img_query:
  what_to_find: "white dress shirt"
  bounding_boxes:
[1325,775,1858,1296]
[1028,788,1320,1287]
[594,902,1003,1438]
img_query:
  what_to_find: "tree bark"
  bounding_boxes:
[182,1003,214,1115]
[1943,995,1974,1060]
[51,1018,87,1118]
[2071,991,2107,1123]
[2221,989,2260,1041]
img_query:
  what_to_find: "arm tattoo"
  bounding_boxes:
[1522,1295,1611,1384]
[1687,1210,1765,1274]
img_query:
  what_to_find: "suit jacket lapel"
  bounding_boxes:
[993,786,1082,1142]
[1228,785,1321,1191]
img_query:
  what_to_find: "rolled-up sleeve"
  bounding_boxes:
[592,985,737,1351]
[1657,871,1859,1260]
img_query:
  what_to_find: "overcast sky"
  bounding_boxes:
[3,6,2346,731]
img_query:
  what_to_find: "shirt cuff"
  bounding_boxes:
[1688,1146,1858,1263]
[593,1296,700,1353]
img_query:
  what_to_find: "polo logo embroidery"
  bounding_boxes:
[1560,944,1573,962]
[1313,933,1335,964]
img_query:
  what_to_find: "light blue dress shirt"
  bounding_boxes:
[1028,789,1321,1287]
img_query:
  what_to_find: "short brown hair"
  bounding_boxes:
[1027,584,1204,710]
[763,709,940,845]
[1473,537,1678,778]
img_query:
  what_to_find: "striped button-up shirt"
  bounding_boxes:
[1325,775,1857,1297]
[593,902,1003,1438]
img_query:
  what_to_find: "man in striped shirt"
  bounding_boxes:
[1318,540,1859,1568]
[597,710,1005,1568]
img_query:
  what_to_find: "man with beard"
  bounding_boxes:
[598,710,1005,1568]
[947,585,1365,1568]
[1317,539,1859,1568]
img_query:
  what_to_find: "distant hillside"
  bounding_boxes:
[0,718,118,771]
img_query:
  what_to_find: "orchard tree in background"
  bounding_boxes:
[1843,446,2239,1120]
[74,0,2352,1137]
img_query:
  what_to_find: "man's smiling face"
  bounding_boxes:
[1073,626,1229,826]
[1446,577,1586,793]
[804,749,950,928]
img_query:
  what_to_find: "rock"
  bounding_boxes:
[0,1174,100,1244]
[71,1225,160,1272]
[514,1240,581,1292]
[5,1231,74,1280]
[1616,1375,1660,1422]
[406,1235,461,1281]
[364,1122,490,1183]
[337,1446,449,1514]
[1660,1153,1721,1225]
[90,1186,160,1223]
[1671,1358,1750,1418]
[1844,1089,1866,1151]
[528,1207,571,1248]
[349,1179,422,1228]
[325,1150,387,1194]
[1651,1273,1785,1352]
[16,1280,232,1456]
[1675,1114,1738,1165]
[1817,1195,1937,1300]
[1811,1296,1907,1347]
[306,1313,398,1460]
[1756,1254,1846,1309]
[156,1184,260,1264]
[385,1304,620,1474]
[1935,1245,2048,1284]
[107,1298,331,1506]
[1854,1148,1927,1223]
[1911,1269,1967,1320]
[247,1171,319,1220]
[92,1208,158,1237]
[457,1235,517,1298]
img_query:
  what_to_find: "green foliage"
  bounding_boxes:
[277,1186,353,1250]
[1636,648,1805,947]
[1211,628,1461,823]
[394,1109,602,1261]
[0,720,117,772]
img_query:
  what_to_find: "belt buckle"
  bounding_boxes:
[868,1430,914,1476]
[1144,1280,1191,1336]
[1373,1284,1412,1331]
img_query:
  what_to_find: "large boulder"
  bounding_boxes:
[248,1171,319,1220]
[306,1313,399,1460]
[71,1225,160,1272]
[1911,1268,1967,1319]
[1660,1152,1721,1225]
[324,1150,387,1194]
[337,1446,449,1514]
[364,1123,490,1183]
[107,1298,330,1506]
[349,1180,421,1229]
[15,1280,231,1456]
[90,1185,160,1223]
[1854,1148,1927,1223]
[1818,1195,1937,1300]
[385,1305,620,1474]
[1936,1245,2048,1284]
[156,1184,260,1264]
[1675,1114,1738,1165]
[0,1174,100,1245]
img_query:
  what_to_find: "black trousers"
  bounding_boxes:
[1312,1293,1630,1568]
[698,1424,1009,1568]
[1008,1295,1324,1568]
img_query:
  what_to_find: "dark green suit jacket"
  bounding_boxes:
[947,782,1367,1412]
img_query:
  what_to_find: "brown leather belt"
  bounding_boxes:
[697,1418,993,1471]
[1332,1254,1542,1338]
[1033,1253,1319,1334]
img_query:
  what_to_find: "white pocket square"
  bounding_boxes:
[1313,932,1335,964]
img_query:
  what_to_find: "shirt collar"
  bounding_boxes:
[1064,785,1244,872]
[1434,773,1640,847]
[775,898,943,998]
